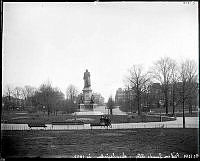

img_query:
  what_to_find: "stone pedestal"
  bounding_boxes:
[79,104,97,112]
[79,86,94,112]
[82,87,92,104]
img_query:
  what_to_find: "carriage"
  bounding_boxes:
[90,115,112,129]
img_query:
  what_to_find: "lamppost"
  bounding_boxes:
[43,106,45,115]
[74,112,77,121]
[105,106,107,115]
[128,86,131,113]
[174,102,176,117]
[159,100,164,122]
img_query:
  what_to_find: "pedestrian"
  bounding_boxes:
[100,115,104,125]
[104,116,109,126]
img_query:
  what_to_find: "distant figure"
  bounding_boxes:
[83,69,91,88]
[79,95,84,104]
[90,95,95,104]
[100,115,105,125]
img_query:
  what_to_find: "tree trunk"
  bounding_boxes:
[182,99,185,128]
[188,99,192,115]
[137,91,141,115]
[182,84,185,128]
[172,86,175,116]
[129,90,131,113]
[47,105,50,116]
[110,108,112,115]
[172,102,175,115]
[164,89,168,114]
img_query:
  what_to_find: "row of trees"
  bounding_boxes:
[2,85,37,110]
[122,57,198,119]
[2,82,79,116]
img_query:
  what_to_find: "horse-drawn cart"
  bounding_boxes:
[90,115,112,129]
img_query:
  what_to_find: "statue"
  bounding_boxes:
[83,69,91,88]
[79,95,84,104]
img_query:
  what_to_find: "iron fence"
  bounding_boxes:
[1,123,198,131]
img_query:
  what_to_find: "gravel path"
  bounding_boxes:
[1,117,198,130]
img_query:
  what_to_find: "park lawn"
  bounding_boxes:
[2,104,198,124]
[1,128,198,158]
[148,111,199,117]
[170,112,198,117]
[1,112,176,124]
[150,105,198,114]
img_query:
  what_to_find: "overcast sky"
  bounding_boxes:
[2,2,198,101]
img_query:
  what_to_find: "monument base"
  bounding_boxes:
[79,103,97,112]
[77,103,102,115]
[82,87,92,104]
[73,111,104,116]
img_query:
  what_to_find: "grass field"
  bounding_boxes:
[1,107,198,125]
[150,106,198,114]
[1,128,198,158]
[1,111,176,124]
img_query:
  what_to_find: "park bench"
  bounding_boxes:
[28,122,47,129]
[52,120,84,125]
[51,120,84,129]
[1,119,8,123]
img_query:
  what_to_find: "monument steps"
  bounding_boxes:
[73,111,104,116]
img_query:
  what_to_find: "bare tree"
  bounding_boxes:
[170,60,179,115]
[121,80,132,112]
[51,87,65,115]
[3,85,14,110]
[66,84,78,103]
[13,87,24,109]
[127,65,150,115]
[13,87,23,99]
[22,85,37,106]
[24,85,36,97]
[32,82,65,116]
[141,80,153,111]
[35,82,54,116]
[184,60,198,114]
[178,59,197,128]
[150,57,175,114]
[3,85,14,100]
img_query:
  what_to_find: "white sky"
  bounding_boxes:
[2,2,198,101]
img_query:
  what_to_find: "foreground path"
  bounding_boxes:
[1,117,198,130]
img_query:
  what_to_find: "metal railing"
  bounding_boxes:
[1,123,198,131]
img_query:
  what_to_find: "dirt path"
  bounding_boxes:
[1,117,198,130]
